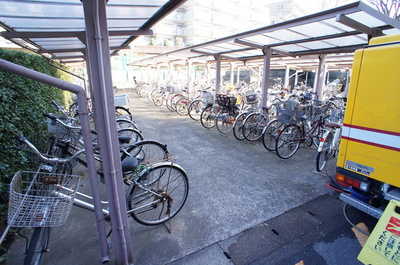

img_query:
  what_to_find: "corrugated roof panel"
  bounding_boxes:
[0,0,187,63]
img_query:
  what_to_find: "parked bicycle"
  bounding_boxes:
[4,130,189,264]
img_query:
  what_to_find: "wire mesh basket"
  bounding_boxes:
[276,101,305,124]
[8,171,81,227]
[46,115,81,146]
[216,94,236,108]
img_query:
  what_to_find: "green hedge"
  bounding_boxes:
[0,49,70,218]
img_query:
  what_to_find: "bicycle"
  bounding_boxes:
[188,88,214,121]
[275,114,325,159]
[6,132,189,263]
[6,134,84,265]
[232,91,259,141]
[44,113,168,185]
[241,107,270,141]
[199,94,225,129]
[315,99,345,172]
[215,95,240,134]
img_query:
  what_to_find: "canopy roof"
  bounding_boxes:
[131,1,400,70]
[0,0,187,64]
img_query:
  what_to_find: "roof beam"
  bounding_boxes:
[38,46,130,54]
[234,39,263,49]
[336,14,382,37]
[1,30,152,39]
[234,39,294,57]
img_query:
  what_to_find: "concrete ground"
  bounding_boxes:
[6,89,377,264]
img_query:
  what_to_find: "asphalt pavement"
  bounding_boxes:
[6,89,377,265]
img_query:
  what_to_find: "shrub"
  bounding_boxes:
[0,49,70,251]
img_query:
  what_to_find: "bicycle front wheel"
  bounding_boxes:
[188,100,205,121]
[127,163,189,225]
[232,112,248,141]
[115,106,132,121]
[316,132,333,172]
[175,97,190,116]
[24,227,51,265]
[243,113,269,141]
[275,125,301,159]
[262,119,280,151]
[200,105,217,129]
[216,110,237,134]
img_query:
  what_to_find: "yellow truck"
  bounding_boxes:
[334,34,400,219]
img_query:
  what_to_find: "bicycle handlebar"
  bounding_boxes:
[15,135,85,163]
[44,113,82,131]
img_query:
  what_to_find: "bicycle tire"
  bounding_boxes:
[116,118,139,131]
[115,106,132,121]
[200,105,217,129]
[152,93,164,106]
[275,124,301,159]
[243,113,269,141]
[311,121,323,147]
[316,132,333,172]
[175,97,190,116]
[216,109,238,134]
[126,163,189,225]
[117,128,144,149]
[188,99,205,121]
[232,112,248,141]
[262,119,280,151]
[24,227,50,265]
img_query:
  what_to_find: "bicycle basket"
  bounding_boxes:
[46,115,81,146]
[244,91,258,104]
[8,171,81,227]
[216,94,226,106]
[276,102,305,123]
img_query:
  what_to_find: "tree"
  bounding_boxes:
[367,0,400,20]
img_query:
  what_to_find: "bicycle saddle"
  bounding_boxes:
[325,122,341,128]
[118,135,131,144]
[121,157,139,172]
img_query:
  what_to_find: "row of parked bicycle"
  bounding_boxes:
[133,83,346,172]
[3,98,189,263]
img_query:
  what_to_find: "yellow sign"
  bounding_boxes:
[359,200,400,264]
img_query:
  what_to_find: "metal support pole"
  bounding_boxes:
[315,54,327,100]
[207,63,212,87]
[187,59,193,94]
[261,48,272,108]
[82,1,132,264]
[229,62,235,85]
[284,65,290,89]
[215,54,222,94]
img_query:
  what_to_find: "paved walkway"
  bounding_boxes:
[7,90,376,264]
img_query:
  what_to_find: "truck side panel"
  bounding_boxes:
[337,35,400,187]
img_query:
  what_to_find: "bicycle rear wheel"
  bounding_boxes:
[121,140,169,185]
[126,163,189,225]
[275,125,301,159]
[115,106,132,121]
[262,119,280,151]
[216,109,238,134]
[232,112,248,141]
[175,97,190,116]
[243,113,269,141]
[24,226,50,265]
[316,132,333,172]
[200,105,217,129]
[188,100,205,121]
[117,128,144,149]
